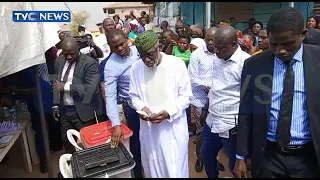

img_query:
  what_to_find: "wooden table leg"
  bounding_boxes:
[20,129,32,173]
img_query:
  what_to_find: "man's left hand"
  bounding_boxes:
[88,39,96,47]
[149,110,170,124]
[53,81,65,91]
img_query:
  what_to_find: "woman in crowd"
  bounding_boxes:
[306,16,320,29]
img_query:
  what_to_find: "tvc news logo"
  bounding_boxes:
[12,11,71,22]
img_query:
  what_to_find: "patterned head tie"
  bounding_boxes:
[135,30,159,53]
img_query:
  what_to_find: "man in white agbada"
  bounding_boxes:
[129,30,192,178]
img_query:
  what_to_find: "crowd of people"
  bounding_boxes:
[1,7,320,178]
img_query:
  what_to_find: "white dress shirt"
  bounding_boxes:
[94,34,111,63]
[206,46,251,137]
[188,46,215,108]
[61,61,76,106]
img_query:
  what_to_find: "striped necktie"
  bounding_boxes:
[62,62,74,83]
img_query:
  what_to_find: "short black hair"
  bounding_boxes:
[141,11,146,16]
[161,20,168,27]
[267,7,304,34]
[78,25,85,32]
[178,32,191,43]
[113,14,119,20]
[253,21,263,29]
[106,29,125,42]
[163,29,174,35]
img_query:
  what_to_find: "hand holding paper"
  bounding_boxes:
[137,107,153,121]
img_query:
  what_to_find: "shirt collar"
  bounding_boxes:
[228,46,243,62]
[203,46,215,55]
[276,44,303,64]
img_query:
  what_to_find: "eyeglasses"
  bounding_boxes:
[140,44,160,60]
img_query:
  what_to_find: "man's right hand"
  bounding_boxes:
[111,125,124,148]
[52,107,60,121]
[170,39,178,46]
[234,159,248,178]
[140,107,152,121]
[199,109,208,126]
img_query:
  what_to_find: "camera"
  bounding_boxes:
[74,34,93,49]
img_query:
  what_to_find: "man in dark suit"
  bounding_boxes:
[303,28,320,46]
[52,37,105,154]
[234,7,320,178]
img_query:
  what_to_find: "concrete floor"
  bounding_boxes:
[0,136,233,178]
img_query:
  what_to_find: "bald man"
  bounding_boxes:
[53,37,105,157]
[65,31,104,61]
[188,27,219,172]
[94,18,116,62]
[175,20,184,35]
[199,26,250,178]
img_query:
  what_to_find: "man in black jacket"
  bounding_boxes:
[235,7,320,178]
[53,37,105,154]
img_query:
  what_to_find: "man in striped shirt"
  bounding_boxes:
[188,27,224,172]
[200,26,250,178]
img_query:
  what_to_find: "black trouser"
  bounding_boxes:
[47,114,63,151]
[257,141,320,178]
[60,106,96,154]
[122,102,143,178]
[27,101,62,156]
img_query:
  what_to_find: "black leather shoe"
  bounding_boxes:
[195,158,204,172]
[39,155,48,174]
[57,172,64,178]
[40,161,48,174]
[217,160,225,171]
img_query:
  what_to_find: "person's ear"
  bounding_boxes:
[301,28,307,40]
[232,41,237,47]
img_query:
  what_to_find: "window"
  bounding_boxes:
[108,8,115,14]
[215,2,252,23]
[313,2,320,16]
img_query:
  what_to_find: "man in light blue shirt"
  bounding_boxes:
[235,8,320,178]
[104,29,143,178]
